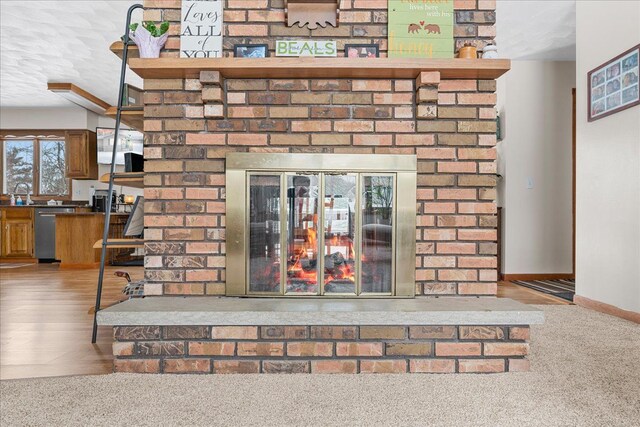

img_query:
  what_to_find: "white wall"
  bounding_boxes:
[575,1,640,313]
[1,107,142,202]
[497,60,576,275]
[0,106,122,132]
[70,163,143,202]
[0,106,92,129]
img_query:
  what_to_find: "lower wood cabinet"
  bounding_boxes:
[0,207,128,263]
[1,208,35,258]
[2,219,34,258]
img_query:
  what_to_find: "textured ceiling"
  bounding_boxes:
[497,0,576,61]
[0,0,142,108]
[0,1,576,108]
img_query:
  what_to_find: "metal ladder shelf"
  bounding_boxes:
[91,3,143,343]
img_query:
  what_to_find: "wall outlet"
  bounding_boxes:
[526,177,534,189]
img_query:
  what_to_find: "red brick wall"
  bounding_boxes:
[142,0,496,57]
[113,325,530,374]
[141,0,499,297]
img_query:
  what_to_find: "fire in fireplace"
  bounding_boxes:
[226,153,417,298]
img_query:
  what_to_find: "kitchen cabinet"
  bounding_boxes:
[65,130,98,179]
[0,206,88,262]
[1,209,34,258]
[3,220,34,258]
[55,212,131,268]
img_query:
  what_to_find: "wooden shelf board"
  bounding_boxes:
[100,172,144,189]
[128,57,511,80]
[110,41,139,60]
[105,106,143,131]
[93,239,145,249]
[47,82,111,111]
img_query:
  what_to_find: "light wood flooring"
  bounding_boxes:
[0,264,141,380]
[0,264,568,380]
[498,280,572,305]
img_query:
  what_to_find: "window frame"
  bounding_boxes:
[0,130,73,201]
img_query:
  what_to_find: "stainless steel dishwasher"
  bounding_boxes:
[34,208,75,260]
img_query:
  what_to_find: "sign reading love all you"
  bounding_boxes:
[388,0,454,58]
[180,0,223,58]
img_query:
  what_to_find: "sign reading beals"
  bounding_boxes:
[388,0,454,58]
[276,40,337,57]
[180,0,223,58]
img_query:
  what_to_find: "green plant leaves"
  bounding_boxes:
[145,22,158,36]
[159,21,169,36]
[142,20,170,37]
[129,21,170,37]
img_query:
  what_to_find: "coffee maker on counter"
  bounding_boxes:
[92,190,117,212]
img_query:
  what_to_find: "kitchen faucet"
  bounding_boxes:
[13,183,32,205]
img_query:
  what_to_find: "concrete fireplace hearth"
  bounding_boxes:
[96,0,544,374]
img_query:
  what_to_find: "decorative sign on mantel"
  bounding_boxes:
[275,40,337,57]
[180,0,223,58]
[285,0,340,30]
[388,0,454,58]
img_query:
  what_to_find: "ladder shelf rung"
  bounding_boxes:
[93,239,145,249]
[119,106,143,112]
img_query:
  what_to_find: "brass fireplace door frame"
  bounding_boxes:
[226,152,417,298]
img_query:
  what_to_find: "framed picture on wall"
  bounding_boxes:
[234,44,269,58]
[588,44,639,121]
[344,44,380,58]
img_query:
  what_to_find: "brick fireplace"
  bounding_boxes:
[143,67,498,298]
[97,0,544,374]
[142,0,500,297]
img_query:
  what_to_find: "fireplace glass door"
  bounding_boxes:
[286,174,320,294]
[226,153,416,298]
[323,174,357,295]
[361,175,394,294]
[248,175,281,294]
[246,171,396,296]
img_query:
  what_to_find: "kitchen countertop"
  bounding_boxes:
[0,204,86,209]
[54,212,130,216]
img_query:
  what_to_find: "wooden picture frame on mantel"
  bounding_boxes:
[587,44,639,122]
[234,44,269,58]
[345,44,380,58]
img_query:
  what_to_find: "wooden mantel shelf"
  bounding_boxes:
[128,57,510,80]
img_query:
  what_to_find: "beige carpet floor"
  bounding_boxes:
[1,305,639,426]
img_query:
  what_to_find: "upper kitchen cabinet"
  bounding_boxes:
[65,130,98,179]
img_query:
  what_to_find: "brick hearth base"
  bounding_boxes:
[101,297,541,374]
[113,324,530,374]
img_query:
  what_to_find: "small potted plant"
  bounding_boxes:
[128,21,170,58]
